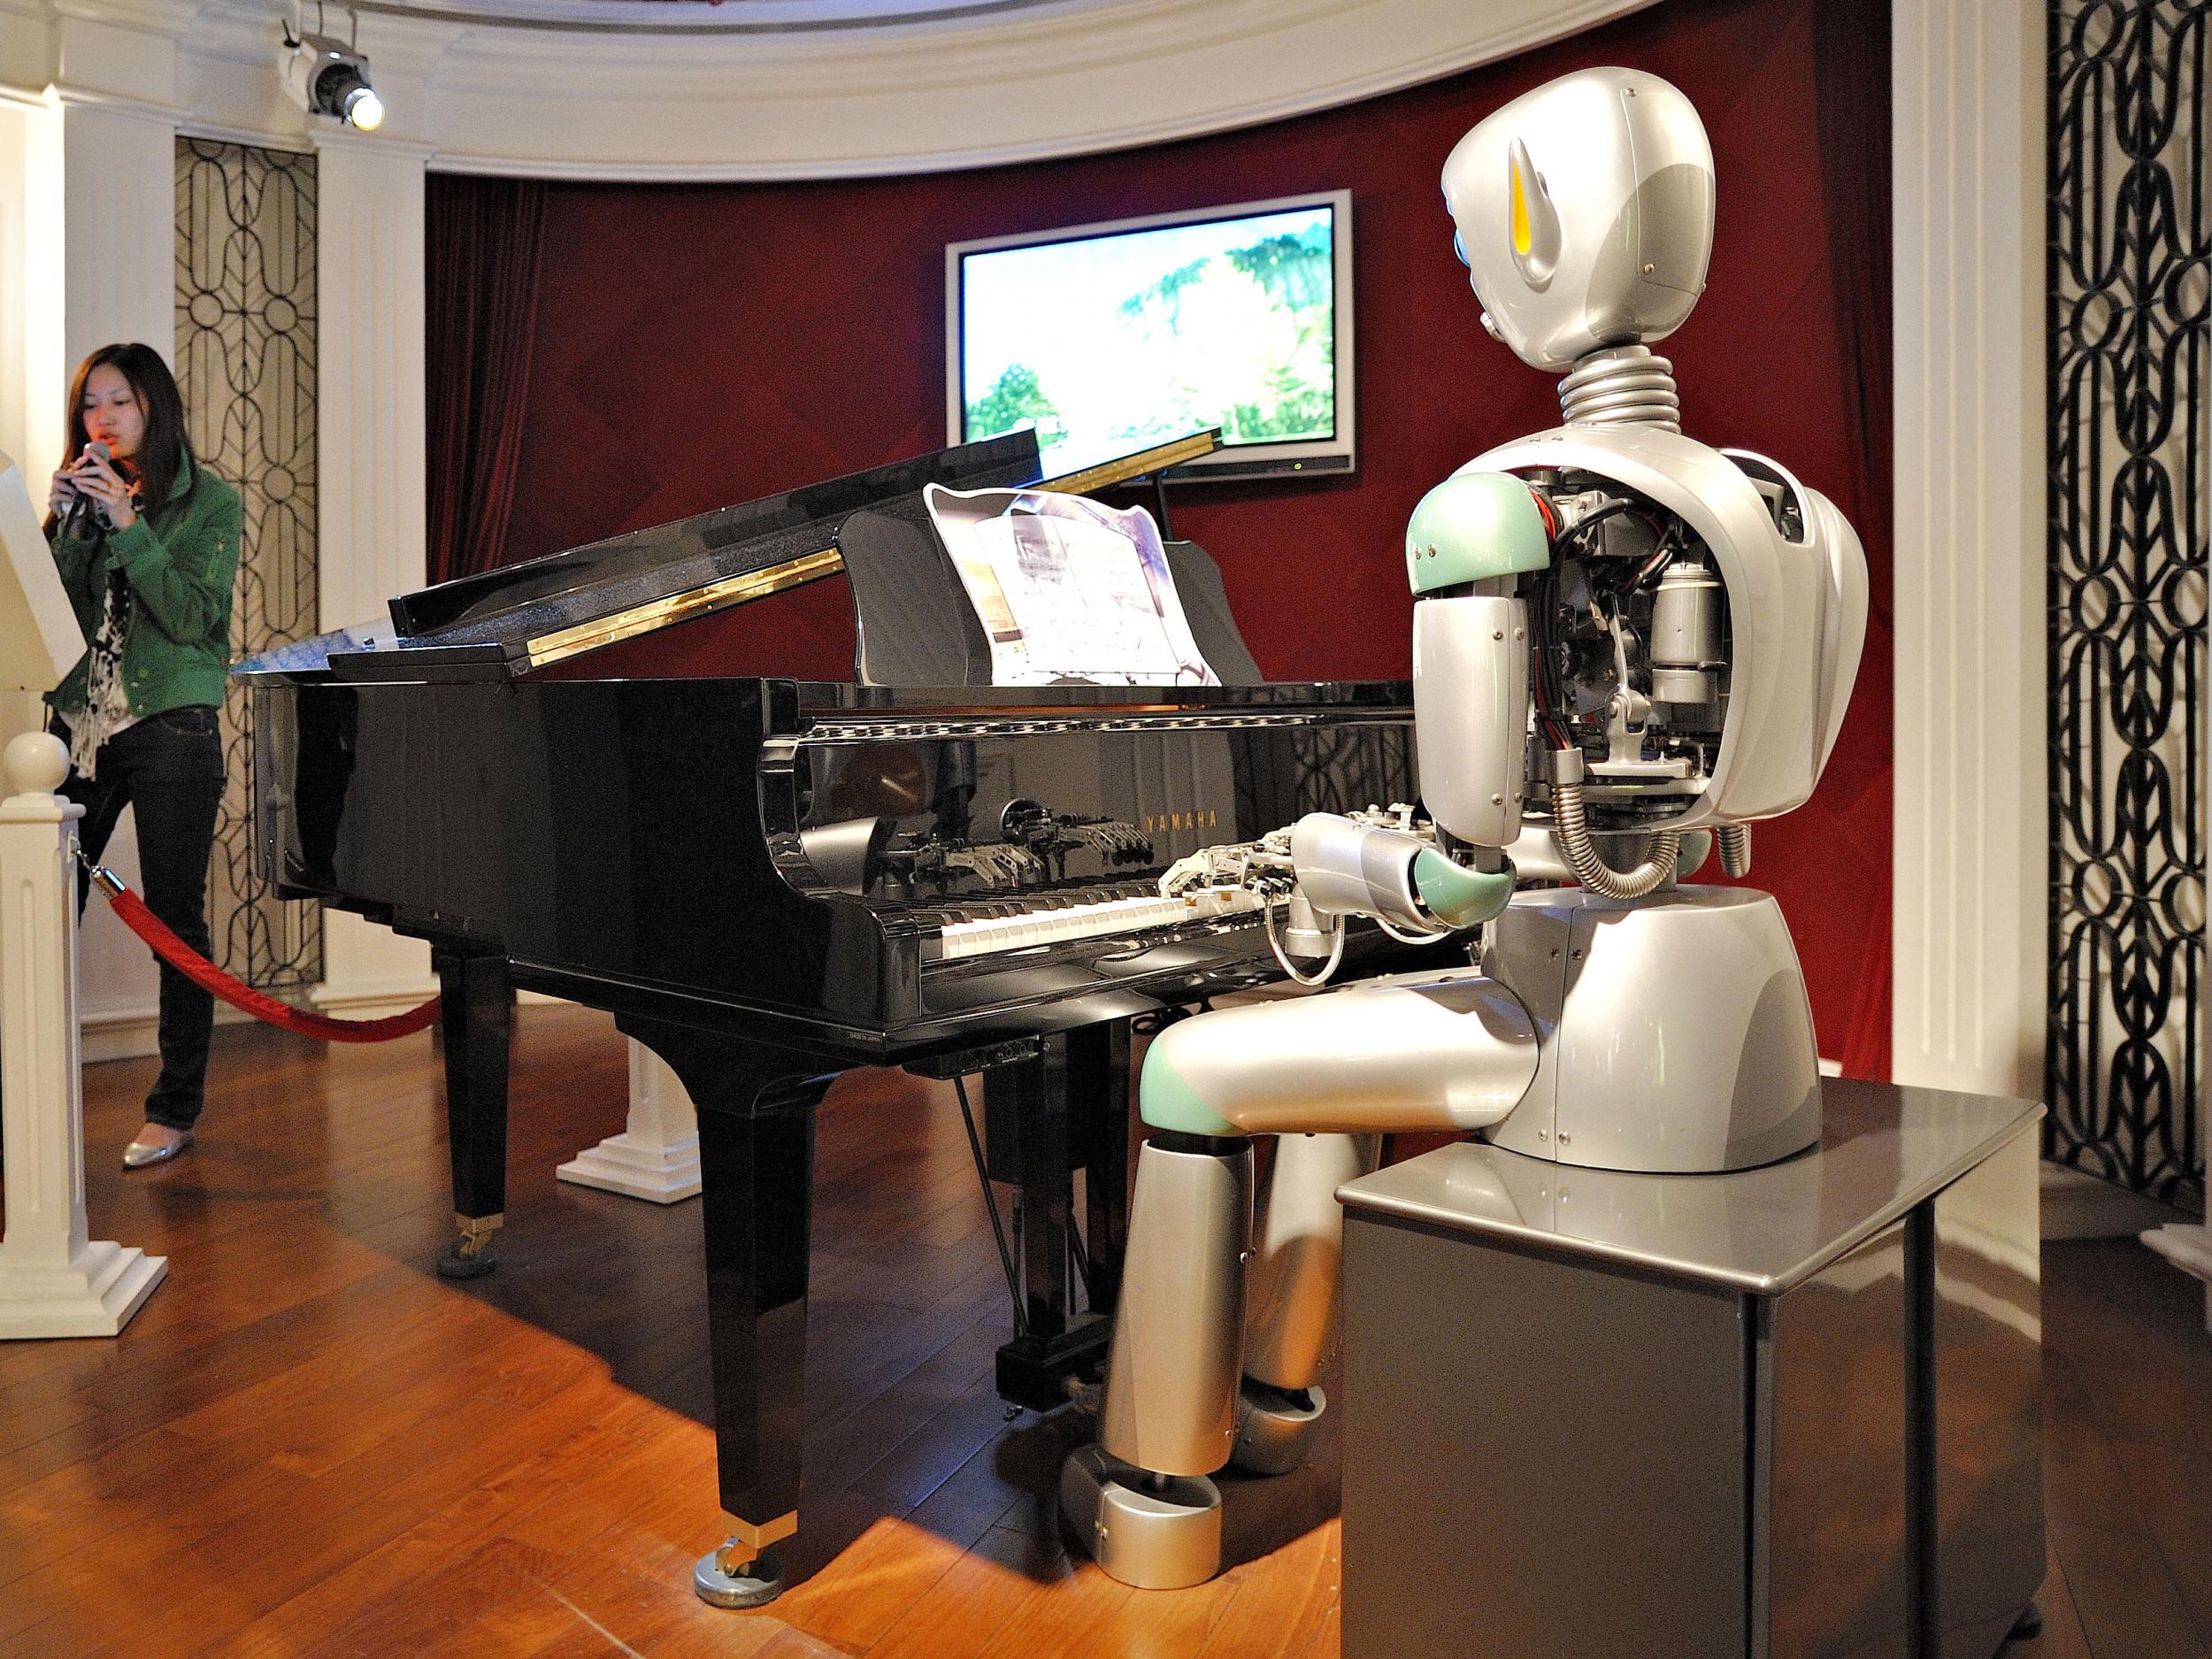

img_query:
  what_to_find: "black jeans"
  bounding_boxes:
[54,706,227,1132]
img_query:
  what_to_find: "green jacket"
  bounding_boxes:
[44,450,241,721]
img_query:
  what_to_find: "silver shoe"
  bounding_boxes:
[122,1130,193,1169]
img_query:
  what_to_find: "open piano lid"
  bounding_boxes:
[233,428,1227,686]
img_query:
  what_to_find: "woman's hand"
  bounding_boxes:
[68,450,137,532]
[48,468,77,518]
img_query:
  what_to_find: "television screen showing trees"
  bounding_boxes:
[957,204,1339,471]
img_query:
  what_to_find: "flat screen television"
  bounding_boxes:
[946,190,1355,482]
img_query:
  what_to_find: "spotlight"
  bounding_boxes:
[282,28,383,132]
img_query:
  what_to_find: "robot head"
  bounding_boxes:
[1442,67,1716,372]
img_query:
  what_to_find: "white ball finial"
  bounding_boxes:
[4,731,70,799]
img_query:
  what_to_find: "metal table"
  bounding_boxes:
[1338,1079,2044,1659]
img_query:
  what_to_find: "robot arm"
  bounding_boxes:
[1157,467,1552,974]
[1273,465,1555,951]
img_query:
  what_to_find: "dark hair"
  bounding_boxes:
[60,342,195,525]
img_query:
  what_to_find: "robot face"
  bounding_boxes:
[1441,67,1716,371]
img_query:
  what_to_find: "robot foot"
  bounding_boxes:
[1229,1379,1326,1476]
[1059,1445,1223,1588]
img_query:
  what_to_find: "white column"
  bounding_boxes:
[36,96,185,1053]
[311,132,438,1018]
[58,98,174,365]
[556,1040,703,1203]
[0,732,165,1337]
[1889,0,2047,1102]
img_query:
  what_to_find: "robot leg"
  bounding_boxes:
[1232,1130,1381,1475]
[1064,973,1536,1588]
[1060,1130,1252,1589]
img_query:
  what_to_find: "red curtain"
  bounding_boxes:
[425,174,549,585]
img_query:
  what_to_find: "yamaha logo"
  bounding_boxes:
[1141,810,1221,833]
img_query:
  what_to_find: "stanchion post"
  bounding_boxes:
[0,731,165,1338]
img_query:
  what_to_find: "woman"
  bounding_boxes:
[44,342,242,1168]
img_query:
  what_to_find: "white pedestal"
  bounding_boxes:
[556,1039,702,1203]
[2142,1224,2212,1334]
[0,733,165,1338]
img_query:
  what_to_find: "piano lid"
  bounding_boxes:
[233,427,1222,684]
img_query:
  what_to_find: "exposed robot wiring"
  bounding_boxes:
[1528,561,1575,749]
[1551,777,1682,899]
[1562,498,1633,546]
[1263,896,1346,987]
[1374,913,1456,947]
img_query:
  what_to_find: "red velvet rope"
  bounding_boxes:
[94,872,442,1043]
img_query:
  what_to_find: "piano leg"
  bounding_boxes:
[1073,1019,1131,1315]
[618,1015,835,1609]
[990,1023,1131,1409]
[432,944,512,1280]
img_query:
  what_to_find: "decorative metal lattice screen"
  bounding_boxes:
[2047,1,2208,1210]
[175,138,322,995]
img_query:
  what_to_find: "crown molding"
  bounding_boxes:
[432,0,1657,180]
[307,122,434,158]
[351,0,1110,35]
[53,82,181,117]
[17,0,1656,179]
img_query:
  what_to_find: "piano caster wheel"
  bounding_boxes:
[694,1542,785,1609]
[435,1245,495,1280]
[436,1215,501,1279]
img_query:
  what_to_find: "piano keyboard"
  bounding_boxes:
[930,885,1270,962]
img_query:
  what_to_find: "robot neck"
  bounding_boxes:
[1558,343,1682,434]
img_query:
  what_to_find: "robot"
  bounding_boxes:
[1059,65,1870,1590]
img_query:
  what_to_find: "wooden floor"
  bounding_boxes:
[0,1003,2208,1659]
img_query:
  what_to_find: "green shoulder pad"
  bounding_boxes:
[1406,471,1552,595]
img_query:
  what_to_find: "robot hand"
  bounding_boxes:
[1161,807,1514,986]
[1157,824,1296,902]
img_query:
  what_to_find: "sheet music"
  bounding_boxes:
[925,485,1219,687]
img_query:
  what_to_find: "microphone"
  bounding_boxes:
[60,441,111,539]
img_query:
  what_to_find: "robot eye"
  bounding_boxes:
[1452,230,1470,269]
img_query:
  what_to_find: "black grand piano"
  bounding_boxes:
[237,429,1425,1601]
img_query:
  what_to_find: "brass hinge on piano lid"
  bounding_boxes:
[516,430,1221,672]
[1035,429,1220,498]
[521,549,845,671]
